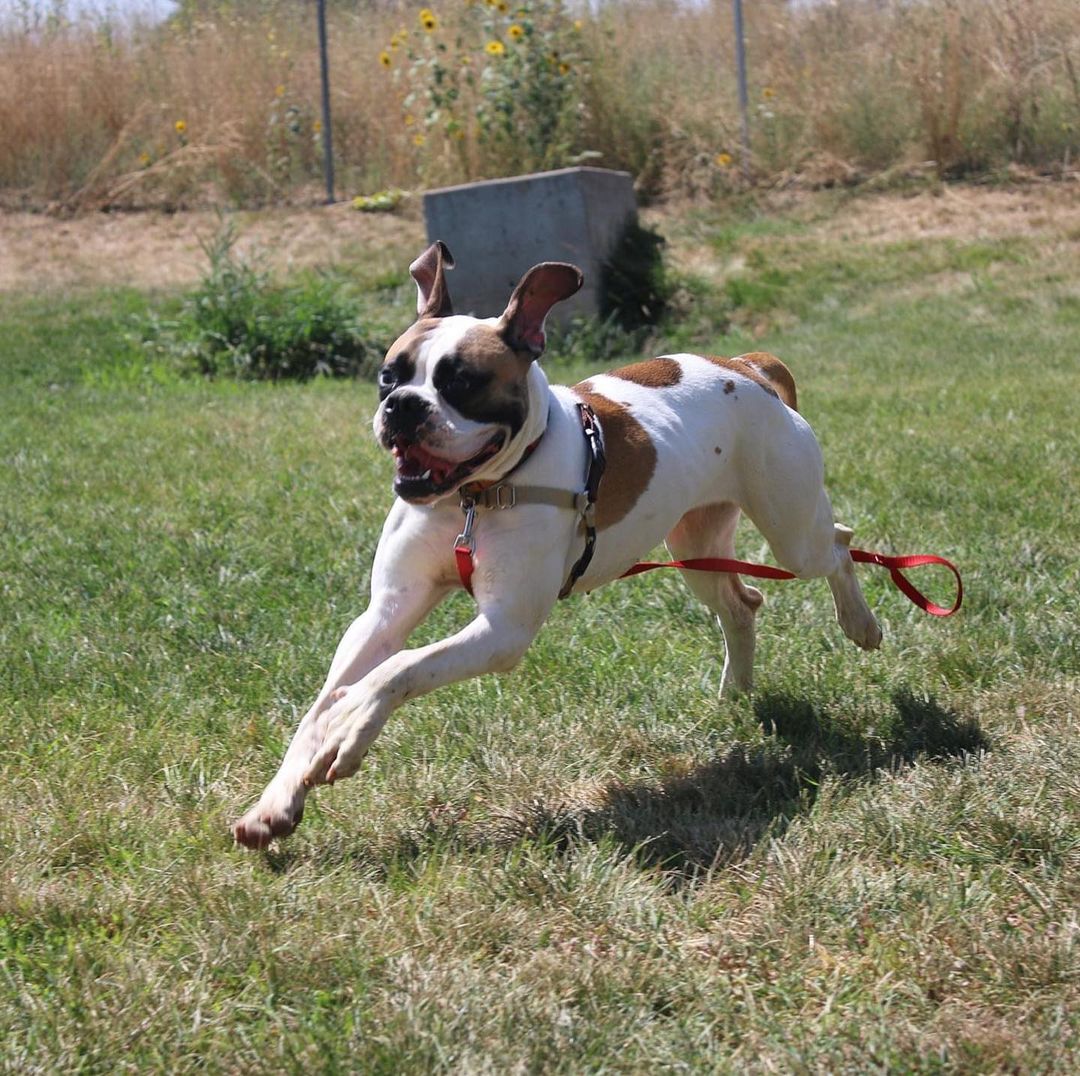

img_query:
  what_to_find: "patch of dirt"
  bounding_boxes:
[812,181,1080,246]
[0,202,426,294]
[2,182,1077,296]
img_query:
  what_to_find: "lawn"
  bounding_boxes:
[1,186,1077,1071]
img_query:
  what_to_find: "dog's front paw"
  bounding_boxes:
[232,787,306,850]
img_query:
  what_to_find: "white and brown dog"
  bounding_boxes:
[233,241,881,849]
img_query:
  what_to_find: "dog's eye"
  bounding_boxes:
[444,373,470,394]
[378,367,397,399]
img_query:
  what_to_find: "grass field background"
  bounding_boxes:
[1,185,1078,1070]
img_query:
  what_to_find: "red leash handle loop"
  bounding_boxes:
[848,549,963,617]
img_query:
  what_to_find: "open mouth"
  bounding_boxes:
[391,433,505,500]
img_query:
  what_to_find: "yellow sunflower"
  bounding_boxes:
[379,50,392,68]
[507,24,524,41]
[485,39,506,56]
[714,152,733,168]
[419,9,437,32]
[174,119,187,135]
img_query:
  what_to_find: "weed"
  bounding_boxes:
[142,219,383,380]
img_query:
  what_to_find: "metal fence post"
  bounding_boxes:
[732,0,751,182]
[316,0,335,204]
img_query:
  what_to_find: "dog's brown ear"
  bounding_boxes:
[409,241,455,319]
[497,262,583,358]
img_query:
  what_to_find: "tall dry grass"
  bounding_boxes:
[2,0,1078,210]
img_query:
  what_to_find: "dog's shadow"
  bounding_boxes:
[572,689,991,878]
[275,690,988,881]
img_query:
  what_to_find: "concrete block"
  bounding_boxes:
[422,167,637,325]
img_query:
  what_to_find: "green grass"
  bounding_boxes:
[1,192,1078,1071]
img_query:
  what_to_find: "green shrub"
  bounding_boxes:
[599,217,671,331]
[143,222,383,381]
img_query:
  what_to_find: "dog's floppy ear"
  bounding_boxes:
[409,240,455,319]
[497,262,583,359]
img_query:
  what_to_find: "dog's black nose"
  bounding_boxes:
[383,390,431,436]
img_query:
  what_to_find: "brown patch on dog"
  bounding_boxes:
[572,386,657,530]
[380,317,442,386]
[456,324,530,382]
[723,380,735,395]
[384,317,439,364]
[439,324,532,433]
[609,357,683,389]
[706,352,798,412]
[708,352,798,412]
[737,351,798,412]
[707,354,778,402]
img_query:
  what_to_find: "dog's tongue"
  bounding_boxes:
[400,442,455,483]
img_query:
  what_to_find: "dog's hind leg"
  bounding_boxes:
[666,502,762,697]
[744,479,882,653]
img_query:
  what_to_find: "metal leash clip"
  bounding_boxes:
[455,496,478,554]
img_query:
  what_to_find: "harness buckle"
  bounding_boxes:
[490,483,517,510]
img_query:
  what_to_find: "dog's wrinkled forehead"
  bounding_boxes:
[382,315,529,390]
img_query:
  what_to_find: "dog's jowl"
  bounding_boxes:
[232,241,880,849]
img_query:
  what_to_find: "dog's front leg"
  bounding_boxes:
[233,506,449,849]
[232,583,447,848]
[302,597,554,787]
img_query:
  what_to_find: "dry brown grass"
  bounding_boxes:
[6,181,1079,297]
[0,201,426,293]
[1,0,1078,209]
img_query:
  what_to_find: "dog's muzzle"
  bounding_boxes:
[380,392,507,503]
[382,389,432,440]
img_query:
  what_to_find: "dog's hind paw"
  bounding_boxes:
[841,607,883,651]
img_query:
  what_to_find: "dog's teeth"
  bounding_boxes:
[420,469,432,480]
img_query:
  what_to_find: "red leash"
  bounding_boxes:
[458,539,962,616]
[619,549,963,617]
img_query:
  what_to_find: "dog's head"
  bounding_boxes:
[374,241,582,504]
